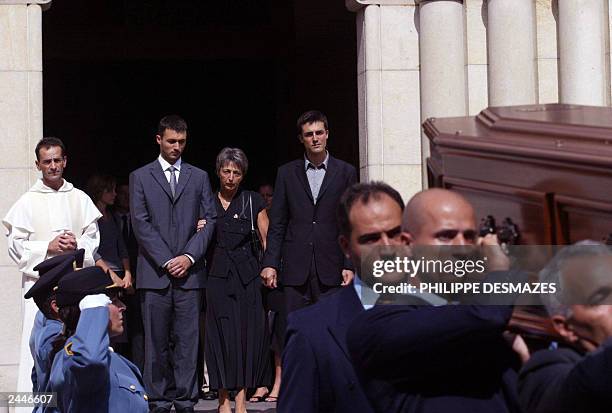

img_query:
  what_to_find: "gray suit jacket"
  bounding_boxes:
[129,159,216,290]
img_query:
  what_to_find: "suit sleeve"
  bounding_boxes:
[63,307,111,395]
[278,322,319,413]
[342,166,359,272]
[347,305,513,382]
[561,341,612,410]
[262,168,289,270]
[129,171,174,268]
[183,172,216,261]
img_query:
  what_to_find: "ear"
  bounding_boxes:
[35,159,41,171]
[156,134,162,145]
[298,135,304,144]
[404,231,415,246]
[551,314,579,343]
[339,234,351,259]
[62,155,68,168]
[50,299,60,316]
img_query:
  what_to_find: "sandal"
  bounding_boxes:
[248,393,269,403]
[264,395,278,403]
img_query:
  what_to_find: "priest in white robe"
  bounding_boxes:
[2,137,101,397]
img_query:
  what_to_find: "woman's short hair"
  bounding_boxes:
[86,174,116,204]
[216,147,249,176]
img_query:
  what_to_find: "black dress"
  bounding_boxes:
[205,189,271,390]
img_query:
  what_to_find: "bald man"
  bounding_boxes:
[347,188,522,413]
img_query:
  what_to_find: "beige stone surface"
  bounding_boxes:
[382,164,422,202]
[0,266,22,369]
[0,363,19,393]
[381,5,419,70]
[558,0,610,105]
[27,5,42,72]
[28,71,43,153]
[538,57,559,103]
[0,5,28,71]
[536,0,558,59]
[357,8,366,75]
[536,0,559,104]
[362,5,381,73]
[362,70,384,166]
[359,163,421,201]
[0,72,29,169]
[487,0,538,106]
[466,0,487,65]
[0,169,30,267]
[360,163,383,182]
[357,71,368,168]
[381,70,421,164]
[467,64,488,115]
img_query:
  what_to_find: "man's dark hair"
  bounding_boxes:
[158,114,188,136]
[35,137,66,161]
[337,181,405,237]
[296,110,328,136]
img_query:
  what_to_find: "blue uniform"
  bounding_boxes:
[30,311,46,393]
[46,307,148,413]
[31,314,62,413]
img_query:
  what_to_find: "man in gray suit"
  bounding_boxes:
[130,115,216,413]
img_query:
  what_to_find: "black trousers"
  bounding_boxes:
[284,257,341,315]
[141,284,202,411]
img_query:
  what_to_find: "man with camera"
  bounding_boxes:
[347,188,524,413]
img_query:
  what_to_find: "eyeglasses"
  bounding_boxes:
[302,129,327,138]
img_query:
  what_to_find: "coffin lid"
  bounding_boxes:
[423,103,612,167]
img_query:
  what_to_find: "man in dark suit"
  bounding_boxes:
[279,182,406,413]
[130,115,216,413]
[519,241,612,413]
[347,188,523,413]
[260,110,358,313]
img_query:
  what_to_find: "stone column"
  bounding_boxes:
[487,0,538,106]
[347,0,422,201]
[558,0,610,106]
[418,0,468,186]
[0,0,50,393]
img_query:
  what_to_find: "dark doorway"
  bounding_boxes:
[42,0,358,190]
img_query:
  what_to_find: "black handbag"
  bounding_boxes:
[249,193,264,263]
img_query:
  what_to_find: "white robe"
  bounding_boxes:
[2,178,101,396]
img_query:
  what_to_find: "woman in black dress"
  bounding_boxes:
[205,147,271,413]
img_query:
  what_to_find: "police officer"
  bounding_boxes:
[25,249,84,410]
[47,266,148,413]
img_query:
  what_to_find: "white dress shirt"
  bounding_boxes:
[158,155,182,182]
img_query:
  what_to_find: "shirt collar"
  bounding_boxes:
[158,155,182,172]
[354,274,447,308]
[353,275,378,310]
[304,151,329,171]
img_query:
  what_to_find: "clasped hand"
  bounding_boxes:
[167,255,193,278]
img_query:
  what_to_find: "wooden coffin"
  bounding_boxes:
[424,103,612,245]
